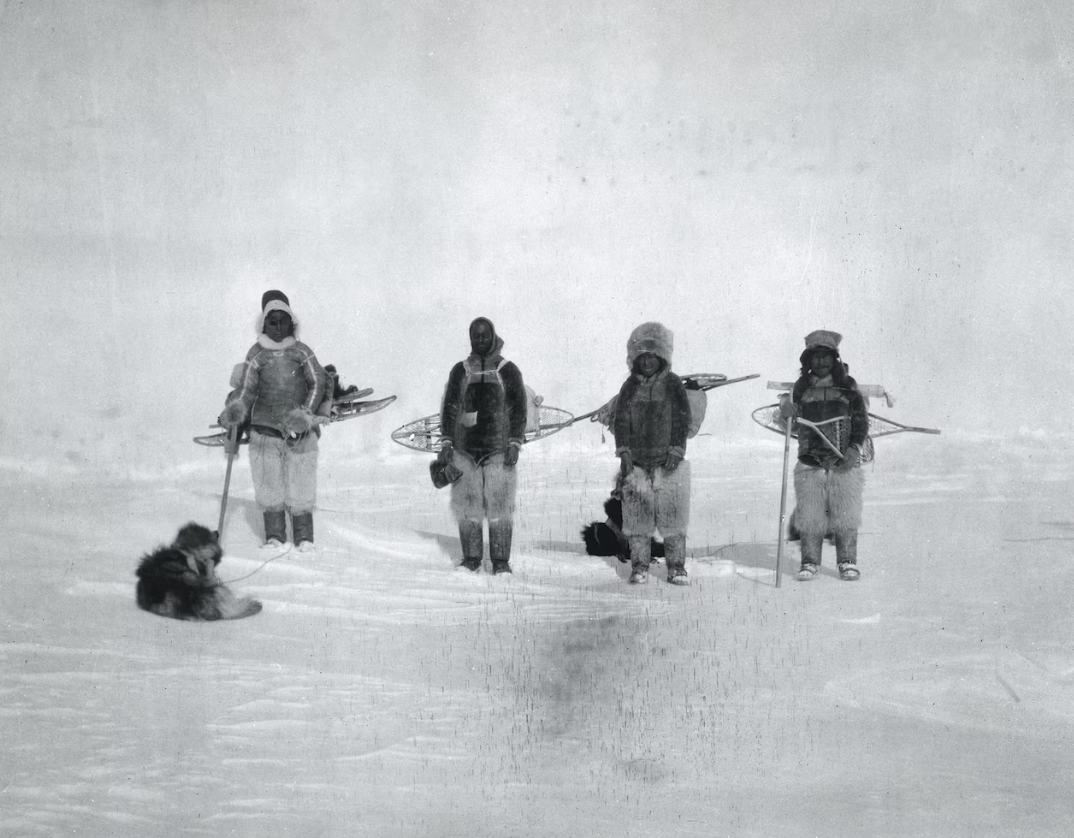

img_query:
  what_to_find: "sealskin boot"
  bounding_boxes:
[797,533,824,581]
[292,511,314,553]
[458,518,483,571]
[664,535,689,585]
[263,509,288,546]
[835,530,860,581]
[489,518,513,575]
[628,536,651,584]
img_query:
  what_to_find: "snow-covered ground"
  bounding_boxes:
[3,429,1072,837]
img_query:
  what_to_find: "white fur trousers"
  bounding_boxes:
[449,451,517,522]
[250,431,319,514]
[792,462,864,537]
[620,461,691,538]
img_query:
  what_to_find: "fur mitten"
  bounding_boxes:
[222,400,247,426]
[283,408,315,436]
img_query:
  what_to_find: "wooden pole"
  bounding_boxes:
[217,424,239,543]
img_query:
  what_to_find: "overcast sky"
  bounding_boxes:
[4,0,1072,471]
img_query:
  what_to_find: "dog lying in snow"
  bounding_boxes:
[135,523,262,621]
[581,492,665,563]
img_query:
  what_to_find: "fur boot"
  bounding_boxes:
[458,518,483,571]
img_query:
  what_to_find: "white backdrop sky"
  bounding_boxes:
[3,0,1073,473]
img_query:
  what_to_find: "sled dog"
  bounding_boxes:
[135,523,262,621]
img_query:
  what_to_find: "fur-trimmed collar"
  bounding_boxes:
[258,334,297,350]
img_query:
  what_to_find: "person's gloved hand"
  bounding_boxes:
[835,445,862,471]
[220,400,246,427]
[222,427,243,454]
[778,395,797,420]
[504,444,520,467]
[283,408,315,438]
[664,450,683,471]
[437,441,454,466]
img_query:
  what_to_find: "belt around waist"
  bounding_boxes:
[250,424,310,441]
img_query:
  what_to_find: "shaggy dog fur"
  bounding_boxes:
[135,523,262,621]
[792,464,865,537]
[581,493,665,563]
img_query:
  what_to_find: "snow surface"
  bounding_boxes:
[4,0,1074,834]
[3,429,1073,837]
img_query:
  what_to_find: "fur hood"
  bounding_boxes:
[468,316,505,362]
[256,289,300,338]
[626,322,673,369]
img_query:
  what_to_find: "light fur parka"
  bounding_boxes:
[227,334,327,437]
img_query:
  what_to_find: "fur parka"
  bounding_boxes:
[226,335,327,437]
[440,329,527,463]
[792,373,869,466]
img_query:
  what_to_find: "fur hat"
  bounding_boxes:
[627,322,673,369]
[257,289,298,335]
[804,330,842,352]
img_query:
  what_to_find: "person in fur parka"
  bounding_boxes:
[779,330,869,581]
[436,317,527,574]
[220,290,327,554]
[613,322,693,585]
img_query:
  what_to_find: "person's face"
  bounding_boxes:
[810,350,835,377]
[263,310,294,342]
[636,352,661,377]
[470,321,495,356]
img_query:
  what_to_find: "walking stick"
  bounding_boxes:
[217,424,239,544]
[774,415,793,588]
